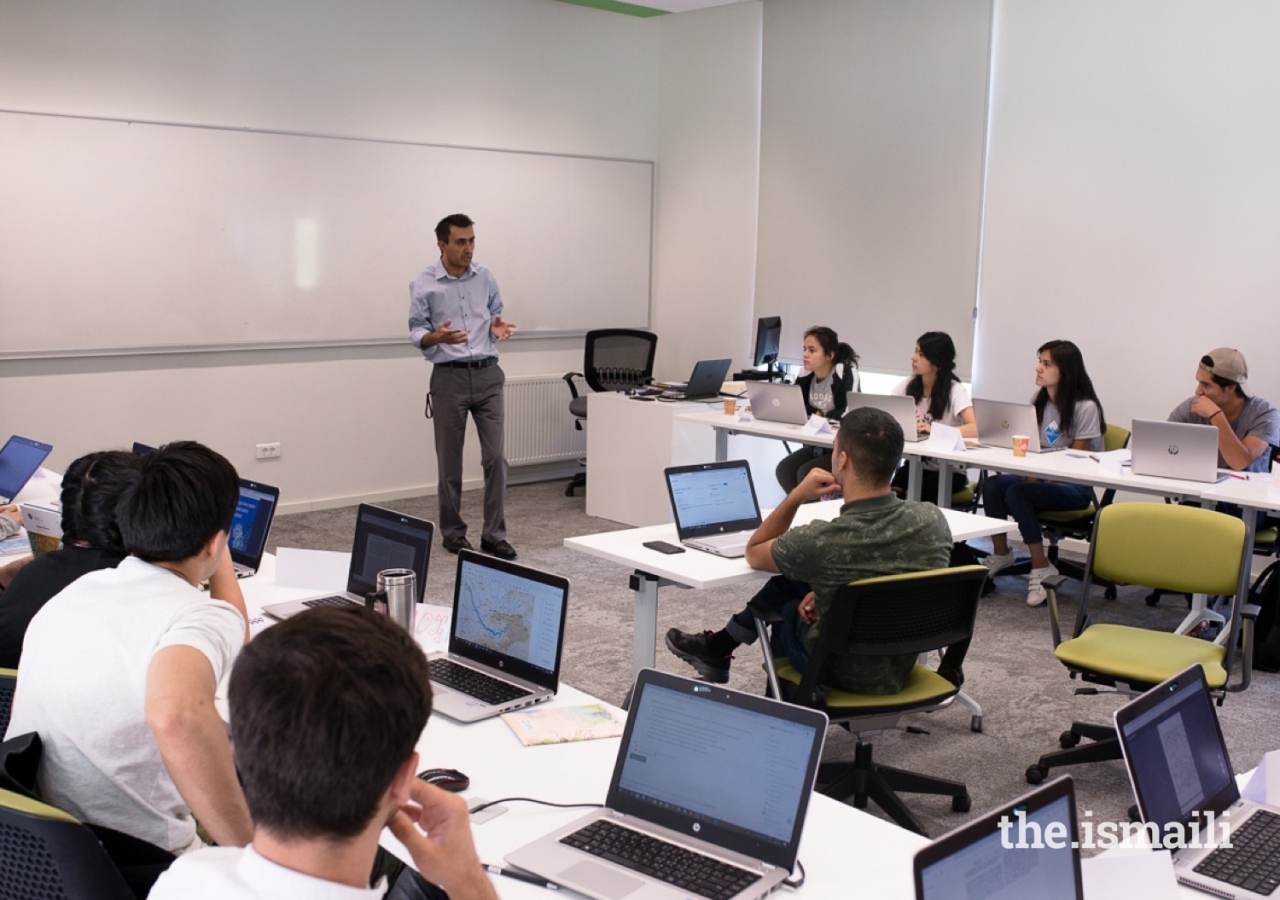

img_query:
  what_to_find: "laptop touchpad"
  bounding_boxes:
[560,861,645,898]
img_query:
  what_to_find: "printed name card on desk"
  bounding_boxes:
[274,547,352,591]
[1242,749,1280,804]
[1270,461,1280,495]
[924,422,966,452]
[801,414,834,436]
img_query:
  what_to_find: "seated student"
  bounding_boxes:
[668,407,952,693]
[982,340,1105,607]
[775,326,860,492]
[890,331,977,502]
[0,504,21,539]
[1168,348,1279,474]
[150,606,497,900]
[0,449,136,669]
[5,441,252,886]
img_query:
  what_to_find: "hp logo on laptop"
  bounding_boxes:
[1167,445,1180,456]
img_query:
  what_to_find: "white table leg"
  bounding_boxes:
[629,570,661,679]
[936,460,953,508]
[907,457,922,502]
[715,427,729,462]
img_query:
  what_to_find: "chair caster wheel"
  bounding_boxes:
[1145,591,1160,607]
[952,794,971,813]
[1026,765,1047,785]
[1059,730,1080,749]
[1128,804,1141,823]
[1104,586,1117,600]
[970,715,983,733]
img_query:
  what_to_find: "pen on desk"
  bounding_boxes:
[484,863,560,890]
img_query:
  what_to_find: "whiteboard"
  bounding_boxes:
[0,111,653,356]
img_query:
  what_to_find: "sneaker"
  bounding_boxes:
[442,536,473,555]
[1026,563,1059,608]
[665,628,731,683]
[480,538,518,561]
[983,551,1016,577]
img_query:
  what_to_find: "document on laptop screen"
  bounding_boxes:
[670,467,758,529]
[617,684,817,847]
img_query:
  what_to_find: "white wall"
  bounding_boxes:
[0,0,663,509]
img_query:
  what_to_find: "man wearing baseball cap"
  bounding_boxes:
[1168,348,1279,474]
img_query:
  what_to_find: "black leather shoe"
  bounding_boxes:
[480,538,517,560]
[664,628,731,683]
[442,536,473,555]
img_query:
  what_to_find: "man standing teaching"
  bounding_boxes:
[409,214,518,560]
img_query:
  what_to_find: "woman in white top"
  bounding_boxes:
[889,331,976,502]
[982,340,1106,607]
[774,326,859,492]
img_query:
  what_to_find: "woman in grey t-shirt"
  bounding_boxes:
[774,326,859,492]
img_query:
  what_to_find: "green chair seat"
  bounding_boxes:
[1256,525,1278,546]
[1054,624,1227,689]
[950,483,975,506]
[1039,505,1095,525]
[772,660,959,709]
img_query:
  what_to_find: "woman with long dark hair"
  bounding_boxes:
[774,326,859,492]
[890,331,975,501]
[983,340,1106,607]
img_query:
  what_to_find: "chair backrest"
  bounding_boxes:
[825,566,988,658]
[1088,503,1245,597]
[0,788,136,900]
[1103,422,1130,453]
[582,329,657,393]
[0,669,15,739]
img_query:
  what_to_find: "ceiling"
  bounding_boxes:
[553,0,748,17]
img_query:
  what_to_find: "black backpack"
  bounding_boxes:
[1249,559,1280,671]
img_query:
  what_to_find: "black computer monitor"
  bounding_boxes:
[753,316,781,367]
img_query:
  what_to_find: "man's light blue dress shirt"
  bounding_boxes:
[408,261,503,363]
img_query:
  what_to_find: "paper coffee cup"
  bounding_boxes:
[723,398,736,416]
[1011,435,1030,457]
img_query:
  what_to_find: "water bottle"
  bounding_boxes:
[364,568,417,632]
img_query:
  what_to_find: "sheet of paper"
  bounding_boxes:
[924,421,966,452]
[1242,749,1280,803]
[1081,849,1180,899]
[248,615,275,640]
[801,413,834,436]
[274,547,352,591]
[500,704,625,747]
[413,603,453,654]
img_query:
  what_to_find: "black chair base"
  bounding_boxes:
[565,472,586,496]
[1025,721,1121,784]
[819,740,970,836]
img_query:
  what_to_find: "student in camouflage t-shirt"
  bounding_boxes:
[666,407,952,695]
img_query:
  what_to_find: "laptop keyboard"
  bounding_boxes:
[429,658,532,705]
[561,819,762,900]
[1194,809,1280,895]
[302,595,360,610]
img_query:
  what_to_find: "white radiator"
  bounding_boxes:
[504,375,586,466]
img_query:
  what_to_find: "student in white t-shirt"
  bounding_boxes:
[151,606,498,900]
[775,325,860,492]
[982,340,1106,607]
[5,441,253,893]
[889,331,976,502]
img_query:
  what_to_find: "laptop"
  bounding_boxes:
[262,504,433,620]
[429,549,570,723]
[664,460,763,558]
[746,383,809,425]
[228,479,280,578]
[662,359,733,401]
[914,776,1082,900]
[1116,664,1279,900]
[973,399,1064,453]
[506,668,828,900]
[846,393,925,442]
[0,436,54,505]
[1130,419,1227,483]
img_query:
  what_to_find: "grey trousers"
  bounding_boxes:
[428,363,508,544]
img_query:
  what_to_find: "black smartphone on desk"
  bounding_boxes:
[643,540,685,555]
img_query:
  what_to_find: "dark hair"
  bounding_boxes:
[70,451,137,553]
[804,326,859,370]
[115,441,239,563]
[435,213,475,243]
[1200,354,1243,396]
[1034,340,1106,438]
[57,452,105,544]
[836,406,903,486]
[905,331,960,423]
[229,606,433,840]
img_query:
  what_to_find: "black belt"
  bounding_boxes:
[436,357,498,369]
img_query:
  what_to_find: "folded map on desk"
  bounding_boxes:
[500,703,624,746]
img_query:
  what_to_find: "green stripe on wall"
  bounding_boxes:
[553,0,669,17]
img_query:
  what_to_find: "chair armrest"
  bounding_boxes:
[1044,574,1068,647]
[562,372,584,400]
[1228,603,1263,693]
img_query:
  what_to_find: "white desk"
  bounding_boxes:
[565,501,1016,681]
[241,554,929,899]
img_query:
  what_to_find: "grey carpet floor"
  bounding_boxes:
[268,480,1280,845]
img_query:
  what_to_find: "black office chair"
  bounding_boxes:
[750,566,987,836]
[0,668,15,739]
[563,329,658,496]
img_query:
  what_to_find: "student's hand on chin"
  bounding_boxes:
[390,781,494,900]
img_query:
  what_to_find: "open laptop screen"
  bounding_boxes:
[1116,666,1238,834]
[450,552,569,678]
[229,479,278,569]
[0,436,53,503]
[348,505,433,601]
[667,462,760,535]
[607,672,826,870]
